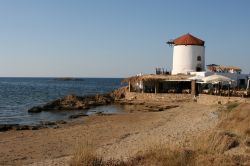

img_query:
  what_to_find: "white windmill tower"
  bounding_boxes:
[167,33,205,75]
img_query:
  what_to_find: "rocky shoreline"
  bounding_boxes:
[28,86,127,113]
[0,120,67,132]
[1,86,179,133]
[0,87,128,133]
[28,94,114,113]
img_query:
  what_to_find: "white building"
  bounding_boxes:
[167,33,205,75]
[167,33,250,88]
[190,71,249,88]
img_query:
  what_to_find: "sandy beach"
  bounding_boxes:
[0,101,220,166]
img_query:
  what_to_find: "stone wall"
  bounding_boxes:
[197,94,248,105]
[125,92,249,105]
[125,92,192,102]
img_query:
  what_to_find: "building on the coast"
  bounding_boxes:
[167,33,205,75]
[123,74,193,94]
[124,33,250,96]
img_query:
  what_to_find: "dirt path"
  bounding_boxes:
[98,103,219,160]
[0,102,219,166]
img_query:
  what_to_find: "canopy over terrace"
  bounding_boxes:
[123,74,196,94]
[122,74,192,84]
[202,74,232,84]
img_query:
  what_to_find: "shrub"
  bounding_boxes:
[70,140,103,166]
[226,102,239,111]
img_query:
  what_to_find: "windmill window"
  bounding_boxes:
[197,56,201,61]
[196,64,202,72]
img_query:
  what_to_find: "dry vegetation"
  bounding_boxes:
[70,141,196,166]
[70,102,250,166]
[70,140,103,166]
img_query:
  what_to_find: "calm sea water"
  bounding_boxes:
[0,78,123,125]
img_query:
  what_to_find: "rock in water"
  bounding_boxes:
[27,94,114,113]
[69,114,88,119]
[28,106,43,113]
[27,87,128,113]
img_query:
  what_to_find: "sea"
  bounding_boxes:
[0,77,123,125]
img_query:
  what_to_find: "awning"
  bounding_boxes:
[202,74,232,84]
[188,75,204,81]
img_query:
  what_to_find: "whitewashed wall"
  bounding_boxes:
[191,71,250,87]
[172,45,205,75]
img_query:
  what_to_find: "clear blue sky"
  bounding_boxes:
[0,0,249,77]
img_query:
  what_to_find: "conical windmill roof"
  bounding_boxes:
[172,33,205,46]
